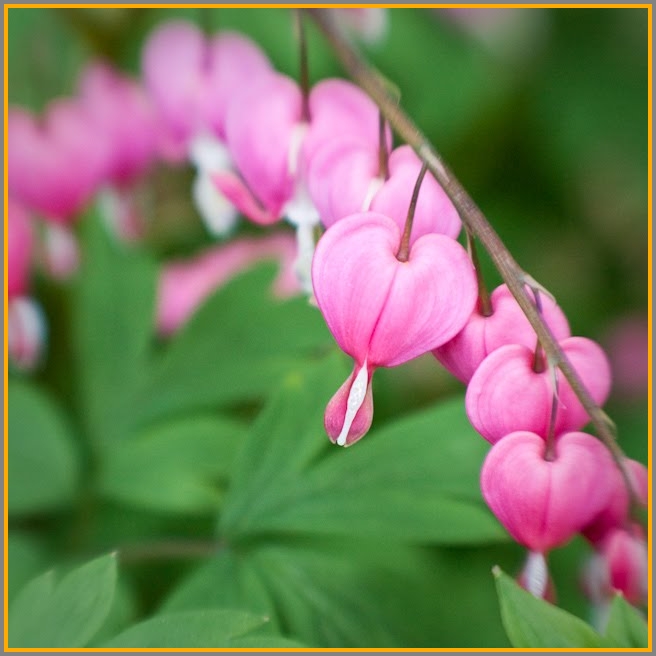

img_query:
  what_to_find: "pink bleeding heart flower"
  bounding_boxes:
[582,458,648,545]
[8,198,33,299]
[156,232,300,337]
[306,136,384,228]
[142,20,272,159]
[8,100,108,222]
[434,283,570,383]
[370,145,461,240]
[312,211,477,445]
[465,337,611,444]
[78,60,157,187]
[480,431,616,552]
[307,141,460,243]
[582,526,648,607]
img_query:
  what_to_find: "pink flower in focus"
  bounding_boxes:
[312,212,477,445]
[156,232,300,337]
[434,284,570,383]
[465,338,611,444]
[480,431,616,552]
[308,142,461,241]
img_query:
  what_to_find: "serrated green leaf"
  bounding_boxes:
[604,594,648,648]
[101,609,270,648]
[8,553,117,648]
[222,355,505,544]
[494,566,604,648]
[73,212,157,444]
[99,414,247,513]
[134,264,332,424]
[8,380,80,515]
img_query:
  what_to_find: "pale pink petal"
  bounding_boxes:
[212,170,280,225]
[307,137,380,228]
[203,31,272,139]
[371,145,462,241]
[302,78,383,169]
[225,72,301,218]
[142,20,206,144]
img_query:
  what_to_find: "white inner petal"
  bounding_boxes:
[287,122,309,177]
[361,175,385,212]
[188,133,232,171]
[336,360,369,446]
[192,172,239,237]
[523,551,548,598]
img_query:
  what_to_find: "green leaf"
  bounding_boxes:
[73,212,157,444]
[8,553,117,648]
[8,380,79,514]
[494,566,604,648]
[222,354,505,544]
[162,549,276,622]
[604,594,648,647]
[99,414,247,513]
[7,532,51,602]
[134,264,332,424]
[164,537,515,648]
[101,609,270,648]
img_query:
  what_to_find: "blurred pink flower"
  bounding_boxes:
[156,232,300,336]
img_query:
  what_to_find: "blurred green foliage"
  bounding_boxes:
[7,7,649,648]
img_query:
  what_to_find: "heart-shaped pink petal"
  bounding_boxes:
[481,431,616,551]
[434,284,571,383]
[312,212,477,368]
[306,137,381,228]
[225,72,301,219]
[465,337,611,443]
[371,145,462,241]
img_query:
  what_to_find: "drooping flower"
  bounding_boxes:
[434,283,570,383]
[480,431,616,552]
[308,141,461,240]
[465,337,611,443]
[142,20,272,235]
[312,211,477,445]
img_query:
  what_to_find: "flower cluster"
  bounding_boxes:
[7,12,646,618]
